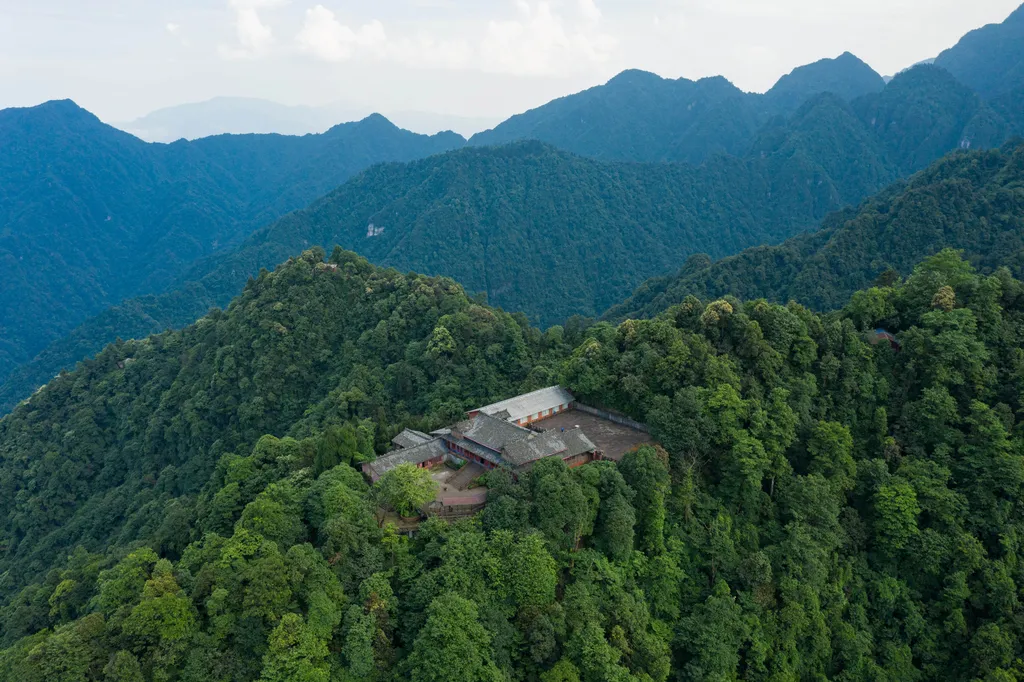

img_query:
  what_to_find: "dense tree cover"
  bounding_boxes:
[762,52,886,114]
[471,70,770,165]
[372,465,440,520]
[468,57,1011,172]
[0,248,571,606]
[0,101,463,385]
[934,3,1024,100]
[470,55,885,164]
[853,65,1014,172]
[5,57,1018,418]
[605,141,1024,322]
[0,120,879,415]
[3,244,1024,680]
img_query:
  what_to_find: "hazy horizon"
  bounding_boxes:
[2,0,1021,128]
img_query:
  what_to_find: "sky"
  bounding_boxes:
[0,0,1021,124]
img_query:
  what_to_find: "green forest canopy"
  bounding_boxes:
[605,140,1024,322]
[4,63,1018,417]
[2,243,1024,680]
[0,101,463,387]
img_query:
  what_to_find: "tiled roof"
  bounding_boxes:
[475,386,574,423]
[392,428,433,449]
[455,413,532,453]
[502,429,597,467]
[365,439,446,478]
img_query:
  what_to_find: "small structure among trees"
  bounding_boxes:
[362,387,600,487]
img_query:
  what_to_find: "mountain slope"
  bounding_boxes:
[469,54,886,165]
[852,64,1011,172]
[117,97,499,141]
[2,64,1016,416]
[764,51,886,113]
[0,101,464,384]
[469,71,767,165]
[604,141,1024,321]
[3,242,1024,680]
[0,248,555,608]
[934,3,1024,98]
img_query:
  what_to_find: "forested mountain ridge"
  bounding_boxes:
[0,100,464,387]
[605,140,1024,321]
[3,242,1024,679]
[2,62,1019,417]
[469,53,885,164]
[852,65,1014,172]
[762,51,886,113]
[934,2,1024,99]
[469,70,766,165]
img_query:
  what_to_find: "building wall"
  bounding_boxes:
[416,455,444,470]
[443,439,498,469]
[516,401,574,426]
[563,451,596,469]
[363,454,444,483]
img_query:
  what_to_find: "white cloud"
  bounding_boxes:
[578,0,602,24]
[297,5,387,62]
[220,0,286,60]
[479,1,614,75]
[166,23,181,35]
[295,0,615,77]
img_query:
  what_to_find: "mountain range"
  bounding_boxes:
[6,4,1024,680]
[469,52,887,165]
[3,171,1024,680]
[605,140,1024,321]
[1,4,1024,417]
[0,105,462,385]
[116,97,501,141]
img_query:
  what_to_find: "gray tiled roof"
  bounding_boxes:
[476,386,574,423]
[502,429,597,467]
[455,413,532,453]
[366,438,446,478]
[392,428,433,449]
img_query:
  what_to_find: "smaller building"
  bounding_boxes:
[469,386,575,427]
[362,438,446,483]
[391,428,433,450]
[868,328,902,351]
[362,386,599,487]
[442,412,597,474]
[502,429,597,472]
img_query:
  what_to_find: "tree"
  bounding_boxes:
[259,613,330,682]
[121,560,198,676]
[618,446,670,554]
[677,581,748,682]
[541,660,582,682]
[104,651,144,682]
[370,463,439,521]
[873,480,920,555]
[314,424,361,475]
[807,421,856,495]
[406,594,503,682]
[528,457,591,555]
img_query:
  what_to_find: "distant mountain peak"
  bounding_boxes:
[2,98,96,122]
[934,3,1024,98]
[765,52,885,112]
[605,69,669,87]
[0,99,121,142]
[887,62,965,89]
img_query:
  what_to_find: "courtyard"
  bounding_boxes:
[538,409,653,461]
